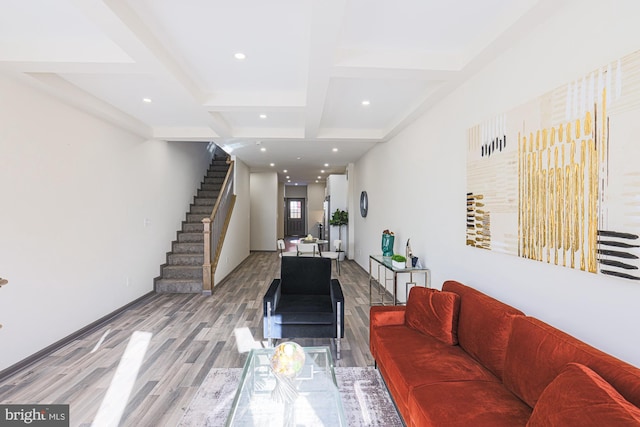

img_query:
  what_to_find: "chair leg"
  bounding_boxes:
[266,301,273,347]
[336,301,342,359]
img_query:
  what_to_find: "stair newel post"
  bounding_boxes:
[202,218,213,294]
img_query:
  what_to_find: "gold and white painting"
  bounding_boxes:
[467,49,640,281]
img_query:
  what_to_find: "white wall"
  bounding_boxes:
[327,174,348,255]
[346,163,356,259]
[0,74,212,370]
[215,157,251,285]
[353,0,640,367]
[250,173,278,250]
[307,183,325,238]
[277,182,285,238]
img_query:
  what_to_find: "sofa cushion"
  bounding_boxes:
[504,316,640,408]
[527,363,640,427]
[405,287,460,345]
[442,280,524,380]
[374,324,500,421]
[409,381,531,427]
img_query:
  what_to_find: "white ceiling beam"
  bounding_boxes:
[21,72,151,139]
[331,65,456,82]
[334,48,464,71]
[304,0,348,140]
[152,127,218,142]
[232,128,305,140]
[0,61,144,75]
[316,128,384,141]
[70,0,232,138]
[203,92,306,110]
[381,0,566,142]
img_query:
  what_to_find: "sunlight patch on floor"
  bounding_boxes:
[234,327,263,353]
[90,329,111,354]
[91,331,152,427]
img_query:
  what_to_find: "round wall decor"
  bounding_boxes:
[360,191,368,217]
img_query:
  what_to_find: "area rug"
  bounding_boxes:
[177,367,403,426]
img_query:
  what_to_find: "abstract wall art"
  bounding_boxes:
[467,49,640,281]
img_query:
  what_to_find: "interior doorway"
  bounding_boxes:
[285,198,306,236]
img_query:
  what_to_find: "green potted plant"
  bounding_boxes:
[329,209,348,260]
[391,254,407,269]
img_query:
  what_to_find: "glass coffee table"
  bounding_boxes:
[225,345,345,426]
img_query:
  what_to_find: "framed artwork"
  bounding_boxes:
[467,49,640,282]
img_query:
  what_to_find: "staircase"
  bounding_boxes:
[154,155,230,293]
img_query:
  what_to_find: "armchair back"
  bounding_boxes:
[281,256,331,295]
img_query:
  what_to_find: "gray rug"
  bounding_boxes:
[177,367,403,426]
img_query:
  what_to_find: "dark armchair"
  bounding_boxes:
[263,256,345,358]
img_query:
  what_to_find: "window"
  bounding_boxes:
[289,200,301,219]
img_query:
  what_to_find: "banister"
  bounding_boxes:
[207,158,234,224]
[202,157,236,294]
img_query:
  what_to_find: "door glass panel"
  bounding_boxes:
[289,201,301,219]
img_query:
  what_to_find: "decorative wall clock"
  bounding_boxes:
[360,191,368,217]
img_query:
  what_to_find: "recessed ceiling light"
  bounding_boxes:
[259,114,267,119]
[287,179,291,183]
[270,163,275,167]
[315,180,319,183]
[320,170,325,173]
[295,183,299,186]
[361,100,371,106]
[283,169,288,173]
[296,157,302,160]
[234,52,246,60]
[332,148,338,152]
[317,176,321,179]
[142,98,152,103]
[260,147,266,152]
[324,163,329,167]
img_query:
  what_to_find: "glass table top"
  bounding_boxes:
[225,345,345,427]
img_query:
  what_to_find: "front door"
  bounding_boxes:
[285,198,306,236]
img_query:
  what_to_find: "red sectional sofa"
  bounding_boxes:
[370,280,640,426]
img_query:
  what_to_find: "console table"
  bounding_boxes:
[369,255,430,305]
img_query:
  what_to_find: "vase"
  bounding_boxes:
[381,234,394,257]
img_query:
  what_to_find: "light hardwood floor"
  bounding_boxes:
[0,252,376,426]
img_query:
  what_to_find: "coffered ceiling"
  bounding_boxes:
[0,0,554,184]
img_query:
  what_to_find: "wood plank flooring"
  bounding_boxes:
[0,252,377,426]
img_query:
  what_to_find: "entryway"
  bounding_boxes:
[284,197,306,236]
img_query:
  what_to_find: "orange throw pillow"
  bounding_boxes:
[527,363,640,427]
[405,287,460,345]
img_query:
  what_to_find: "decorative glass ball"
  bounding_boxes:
[270,342,305,377]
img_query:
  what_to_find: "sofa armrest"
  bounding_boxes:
[370,306,406,327]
